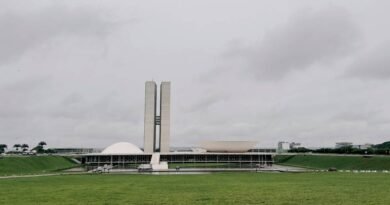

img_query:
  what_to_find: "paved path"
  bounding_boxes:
[0,165,308,179]
[0,172,87,179]
[107,165,309,174]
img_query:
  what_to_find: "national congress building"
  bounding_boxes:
[82,81,274,170]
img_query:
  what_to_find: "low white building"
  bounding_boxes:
[278,142,290,153]
[353,144,373,150]
[289,142,302,149]
[335,142,353,149]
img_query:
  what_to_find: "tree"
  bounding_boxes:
[13,144,21,151]
[21,144,29,152]
[0,144,7,154]
[374,141,390,149]
[38,141,47,147]
[288,147,313,153]
[32,141,47,154]
[31,145,44,153]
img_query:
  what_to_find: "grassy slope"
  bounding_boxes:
[0,156,77,175]
[0,173,389,205]
[275,155,390,170]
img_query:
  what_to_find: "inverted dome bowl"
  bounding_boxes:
[199,141,257,153]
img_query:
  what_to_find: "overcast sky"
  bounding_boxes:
[1,0,390,149]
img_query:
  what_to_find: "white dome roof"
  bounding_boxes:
[101,142,143,154]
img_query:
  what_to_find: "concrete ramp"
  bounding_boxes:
[150,153,160,165]
[152,162,168,170]
[150,153,168,170]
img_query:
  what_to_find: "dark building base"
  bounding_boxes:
[82,153,274,170]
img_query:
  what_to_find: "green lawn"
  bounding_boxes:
[0,156,77,176]
[275,155,390,170]
[0,173,389,205]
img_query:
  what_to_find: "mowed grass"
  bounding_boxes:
[0,156,77,175]
[275,155,390,170]
[1,173,390,205]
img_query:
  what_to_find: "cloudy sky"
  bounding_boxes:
[1,0,390,149]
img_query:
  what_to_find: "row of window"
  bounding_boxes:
[85,154,273,163]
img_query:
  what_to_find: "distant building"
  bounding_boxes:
[353,144,373,150]
[335,142,353,149]
[278,142,290,153]
[277,141,303,152]
[52,148,96,154]
[289,142,302,149]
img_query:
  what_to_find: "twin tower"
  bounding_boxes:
[144,81,171,153]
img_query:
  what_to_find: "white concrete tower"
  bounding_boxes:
[159,81,171,153]
[144,81,157,153]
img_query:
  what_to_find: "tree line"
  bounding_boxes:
[0,141,55,154]
[289,141,390,155]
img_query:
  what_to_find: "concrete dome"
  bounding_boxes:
[101,142,143,154]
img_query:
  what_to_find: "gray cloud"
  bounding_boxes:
[51,93,141,123]
[185,93,229,112]
[332,110,379,123]
[0,6,113,65]
[1,1,390,148]
[0,76,50,118]
[329,109,390,127]
[347,43,390,79]
[228,6,359,80]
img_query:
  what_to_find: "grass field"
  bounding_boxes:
[0,173,389,205]
[0,156,77,176]
[275,155,390,170]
